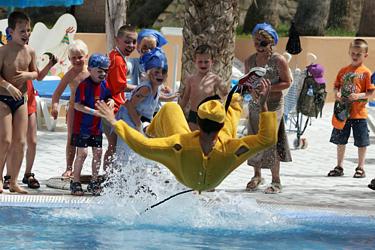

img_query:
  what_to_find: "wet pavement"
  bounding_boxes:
[1,103,375,214]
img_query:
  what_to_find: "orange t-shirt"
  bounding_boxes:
[107,49,128,113]
[334,64,374,119]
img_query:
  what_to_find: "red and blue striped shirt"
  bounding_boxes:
[73,77,112,136]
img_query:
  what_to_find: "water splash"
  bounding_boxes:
[49,154,290,231]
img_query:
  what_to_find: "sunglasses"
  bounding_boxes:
[98,67,108,73]
[259,40,270,47]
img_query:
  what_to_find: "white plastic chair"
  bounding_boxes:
[35,96,68,131]
[34,76,67,131]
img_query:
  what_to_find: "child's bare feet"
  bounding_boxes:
[9,184,28,194]
[61,168,73,178]
[0,180,3,193]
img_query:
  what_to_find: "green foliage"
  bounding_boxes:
[276,23,290,37]
[235,26,251,38]
[325,27,356,36]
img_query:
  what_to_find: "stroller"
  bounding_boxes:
[284,62,327,149]
[284,68,307,148]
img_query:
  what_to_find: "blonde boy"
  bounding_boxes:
[179,44,228,131]
[328,39,375,178]
[51,39,90,177]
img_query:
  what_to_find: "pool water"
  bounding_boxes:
[1,164,374,249]
[1,197,375,250]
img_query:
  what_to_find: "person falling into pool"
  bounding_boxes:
[95,77,277,192]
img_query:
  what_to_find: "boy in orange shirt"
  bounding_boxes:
[104,24,137,172]
[328,39,375,178]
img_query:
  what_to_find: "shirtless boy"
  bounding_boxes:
[179,44,228,131]
[51,40,90,177]
[0,11,38,193]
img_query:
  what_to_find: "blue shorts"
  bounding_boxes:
[330,119,370,147]
[71,134,102,148]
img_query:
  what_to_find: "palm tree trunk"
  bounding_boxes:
[105,0,127,52]
[243,0,278,33]
[294,0,331,35]
[127,0,174,28]
[327,0,364,32]
[357,0,375,36]
[181,0,239,93]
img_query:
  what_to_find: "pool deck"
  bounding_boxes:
[1,103,375,214]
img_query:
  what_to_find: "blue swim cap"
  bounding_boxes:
[252,22,279,45]
[137,29,168,48]
[141,47,168,72]
[88,53,109,69]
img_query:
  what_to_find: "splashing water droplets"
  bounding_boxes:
[55,154,288,230]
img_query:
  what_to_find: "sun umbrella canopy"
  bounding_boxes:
[0,0,84,8]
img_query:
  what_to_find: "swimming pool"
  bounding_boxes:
[1,194,374,250]
[2,164,374,249]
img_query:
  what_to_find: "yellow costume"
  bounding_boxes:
[113,93,277,191]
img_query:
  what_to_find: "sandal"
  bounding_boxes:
[264,182,282,194]
[368,179,375,190]
[327,166,344,177]
[22,173,40,189]
[245,177,264,191]
[70,181,84,196]
[353,167,366,178]
[87,180,102,196]
[3,175,11,190]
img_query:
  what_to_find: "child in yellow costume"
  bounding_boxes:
[96,79,277,192]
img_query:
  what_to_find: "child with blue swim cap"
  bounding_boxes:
[70,53,114,196]
[137,29,168,55]
[129,28,177,117]
[126,29,168,88]
[115,47,171,165]
[140,47,168,72]
[88,53,110,69]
